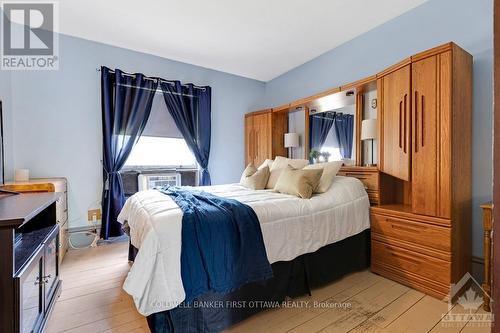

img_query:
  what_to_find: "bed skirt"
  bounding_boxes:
[128,229,370,333]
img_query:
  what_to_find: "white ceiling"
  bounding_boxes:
[58,0,428,81]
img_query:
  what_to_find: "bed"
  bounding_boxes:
[118,175,371,332]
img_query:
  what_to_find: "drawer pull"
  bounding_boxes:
[346,173,373,177]
[386,218,425,234]
[386,249,422,265]
[390,224,424,234]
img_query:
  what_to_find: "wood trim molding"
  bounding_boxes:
[341,75,377,92]
[493,0,500,327]
[411,42,454,62]
[271,103,291,113]
[245,109,271,117]
[377,58,412,78]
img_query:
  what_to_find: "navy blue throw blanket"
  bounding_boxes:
[157,186,273,302]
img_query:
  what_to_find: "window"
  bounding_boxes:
[319,146,343,161]
[320,122,344,161]
[125,136,196,168]
[124,93,196,168]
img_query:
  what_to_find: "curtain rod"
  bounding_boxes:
[311,111,339,120]
[96,67,207,91]
[116,83,196,98]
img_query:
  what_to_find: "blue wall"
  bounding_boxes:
[8,34,265,229]
[263,0,493,257]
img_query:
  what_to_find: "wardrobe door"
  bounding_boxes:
[244,115,254,166]
[378,64,411,181]
[253,112,272,167]
[412,52,452,218]
[412,56,437,216]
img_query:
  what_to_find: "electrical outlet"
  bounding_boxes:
[87,208,102,222]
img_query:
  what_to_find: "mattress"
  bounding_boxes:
[117,176,370,316]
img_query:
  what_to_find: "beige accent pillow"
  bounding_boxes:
[303,161,343,193]
[258,159,274,170]
[266,156,309,189]
[239,164,270,190]
[274,165,323,199]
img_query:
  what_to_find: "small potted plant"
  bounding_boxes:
[309,149,320,163]
[321,151,331,162]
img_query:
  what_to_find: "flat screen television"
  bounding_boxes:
[0,101,18,195]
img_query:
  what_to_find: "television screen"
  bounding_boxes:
[0,100,4,186]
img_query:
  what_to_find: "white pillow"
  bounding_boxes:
[258,159,274,170]
[266,156,309,189]
[303,161,343,193]
[274,165,323,199]
[240,164,270,190]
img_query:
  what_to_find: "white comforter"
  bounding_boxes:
[117,176,370,316]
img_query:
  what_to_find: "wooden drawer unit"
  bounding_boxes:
[370,204,457,298]
[372,240,451,286]
[4,178,69,264]
[338,166,379,205]
[371,212,451,253]
[0,194,62,333]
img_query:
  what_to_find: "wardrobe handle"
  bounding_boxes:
[254,131,259,160]
[421,95,425,148]
[414,91,418,153]
[250,130,255,159]
[403,94,407,154]
[254,130,258,159]
[398,101,402,149]
[248,130,252,159]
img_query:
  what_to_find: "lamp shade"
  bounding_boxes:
[284,133,299,148]
[361,119,378,140]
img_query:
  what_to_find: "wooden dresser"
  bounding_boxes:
[3,178,69,263]
[0,193,62,333]
[371,43,472,299]
[338,166,379,205]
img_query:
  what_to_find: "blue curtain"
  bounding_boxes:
[309,112,335,152]
[101,67,158,239]
[334,114,354,159]
[160,81,212,185]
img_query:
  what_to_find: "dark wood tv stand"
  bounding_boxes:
[0,192,62,333]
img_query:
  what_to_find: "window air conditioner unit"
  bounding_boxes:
[138,173,181,191]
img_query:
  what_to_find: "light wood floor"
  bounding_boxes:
[46,242,492,333]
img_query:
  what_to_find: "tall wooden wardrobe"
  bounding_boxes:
[244,109,288,166]
[372,43,472,298]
